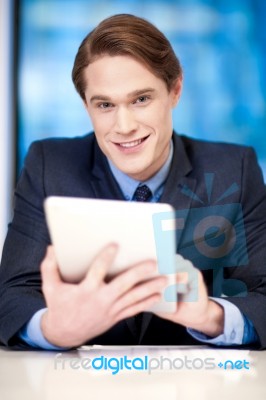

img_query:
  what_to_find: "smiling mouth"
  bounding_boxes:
[116,136,149,148]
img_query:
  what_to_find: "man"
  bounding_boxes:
[0,14,266,349]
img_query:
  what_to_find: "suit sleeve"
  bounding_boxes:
[0,141,50,347]
[224,147,266,349]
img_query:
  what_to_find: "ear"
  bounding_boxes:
[171,76,183,107]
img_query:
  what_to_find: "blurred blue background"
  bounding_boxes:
[18,0,266,179]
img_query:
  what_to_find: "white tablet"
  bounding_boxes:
[44,196,177,313]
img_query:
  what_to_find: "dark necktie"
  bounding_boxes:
[134,184,152,202]
[133,184,152,336]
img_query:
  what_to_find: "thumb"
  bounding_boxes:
[175,254,199,301]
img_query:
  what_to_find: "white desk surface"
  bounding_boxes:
[0,345,265,400]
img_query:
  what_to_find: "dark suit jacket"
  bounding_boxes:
[1,132,266,349]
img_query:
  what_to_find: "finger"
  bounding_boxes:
[81,243,118,290]
[179,269,201,303]
[175,254,199,293]
[41,246,62,294]
[115,293,162,322]
[110,275,168,316]
[107,259,157,300]
[175,254,195,272]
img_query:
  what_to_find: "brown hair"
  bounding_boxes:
[72,14,182,101]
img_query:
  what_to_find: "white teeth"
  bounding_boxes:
[119,139,142,148]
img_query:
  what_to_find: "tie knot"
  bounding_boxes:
[134,185,152,202]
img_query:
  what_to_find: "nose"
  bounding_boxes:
[114,106,138,135]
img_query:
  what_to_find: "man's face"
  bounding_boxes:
[83,55,182,181]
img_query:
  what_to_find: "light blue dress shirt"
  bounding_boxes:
[19,140,258,349]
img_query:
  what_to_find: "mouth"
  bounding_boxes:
[114,135,150,150]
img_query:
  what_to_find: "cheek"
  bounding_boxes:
[90,113,112,135]
[146,102,172,131]
[137,103,165,127]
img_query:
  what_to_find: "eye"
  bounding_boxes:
[134,95,150,104]
[98,102,113,109]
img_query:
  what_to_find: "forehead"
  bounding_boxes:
[83,55,167,97]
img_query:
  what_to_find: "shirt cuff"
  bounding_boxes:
[19,308,69,350]
[187,297,244,346]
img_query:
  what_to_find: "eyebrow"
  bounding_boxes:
[90,88,156,103]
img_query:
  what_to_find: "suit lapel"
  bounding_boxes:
[90,139,125,200]
[159,134,198,249]
[160,134,196,211]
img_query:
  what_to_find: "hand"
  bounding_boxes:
[40,244,168,347]
[154,255,224,338]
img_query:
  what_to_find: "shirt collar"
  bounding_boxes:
[107,140,174,201]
